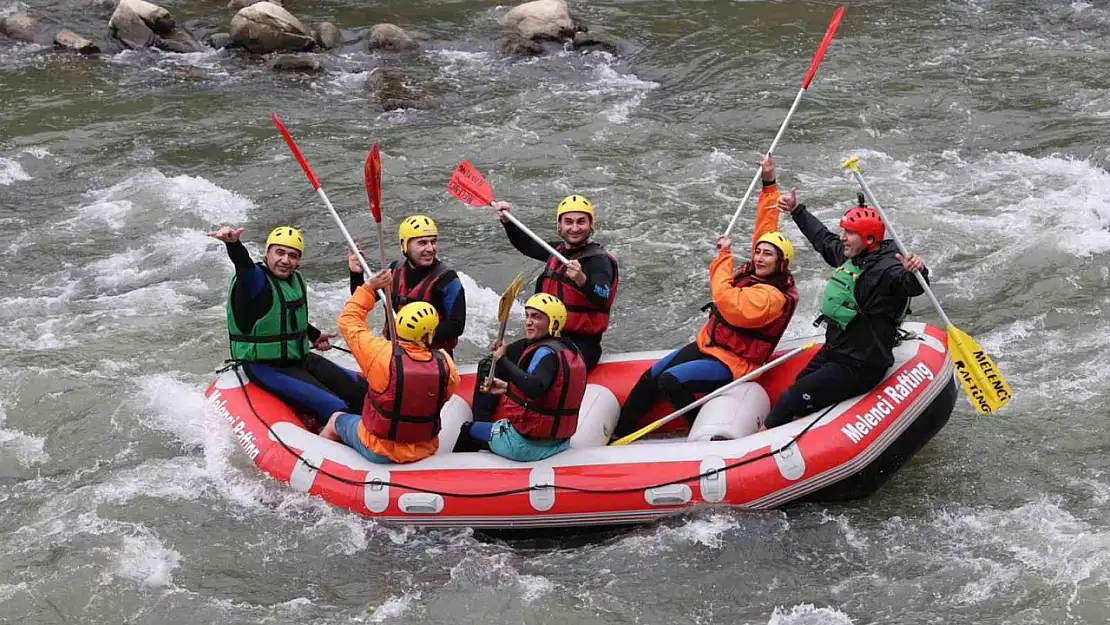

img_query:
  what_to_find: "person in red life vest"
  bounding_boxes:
[454,294,587,461]
[348,215,466,357]
[490,196,618,371]
[611,156,799,440]
[209,225,366,430]
[320,271,460,464]
[763,189,928,429]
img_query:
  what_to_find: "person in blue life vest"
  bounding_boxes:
[490,196,618,371]
[453,294,588,462]
[348,215,466,357]
[208,225,366,427]
[763,191,928,429]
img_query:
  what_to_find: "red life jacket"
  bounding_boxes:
[536,242,619,336]
[702,272,799,365]
[362,345,450,442]
[382,260,459,352]
[503,339,587,440]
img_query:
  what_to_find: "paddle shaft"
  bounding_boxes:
[611,342,812,446]
[373,220,399,350]
[846,169,953,328]
[723,86,806,237]
[501,210,570,265]
[480,319,509,392]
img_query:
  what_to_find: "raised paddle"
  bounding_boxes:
[271,114,386,301]
[364,144,398,349]
[610,341,816,446]
[480,273,526,392]
[723,4,846,237]
[841,156,1013,414]
[447,161,571,265]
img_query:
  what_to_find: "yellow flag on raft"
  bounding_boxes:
[841,156,1012,415]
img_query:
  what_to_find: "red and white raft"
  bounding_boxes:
[204,321,957,530]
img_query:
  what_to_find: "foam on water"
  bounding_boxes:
[367,591,420,623]
[0,404,47,468]
[0,157,30,186]
[111,534,182,588]
[458,271,526,347]
[82,168,256,227]
[766,604,855,625]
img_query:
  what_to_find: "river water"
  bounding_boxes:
[2,0,1109,623]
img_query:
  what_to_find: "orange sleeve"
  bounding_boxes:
[749,182,783,257]
[440,351,461,396]
[708,252,787,328]
[337,285,392,392]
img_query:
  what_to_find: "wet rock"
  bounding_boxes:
[368,23,417,52]
[109,0,175,50]
[207,32,232,49]
[501,0,575,41]
[572,30,618,55]
[501,32,544,56]
[372,70,435,111]
[53,29,101,54]
[154,28,206,53]
[268,54,323,73]
[228,1,314,54]
[80,0,119,13]
[228,0,279,8]
[0,11,41,43]
[315,21,341,50]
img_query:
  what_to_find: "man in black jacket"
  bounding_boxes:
[764,191,928,429]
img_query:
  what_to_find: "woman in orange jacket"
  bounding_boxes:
[611,156,799,440]
[320,270,460,464]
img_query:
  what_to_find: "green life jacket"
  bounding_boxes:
[227,267,310,363]
[818,260,863,330]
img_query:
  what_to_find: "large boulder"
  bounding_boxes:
[572,30,618,55]
[315,21,341,50]
[0,11,41,43]
[372,70,436,111]
[54,30,101,54]
[228,0,278,8]
[228,2,314,54]
[108,0,174,49]
[268,54,323,73]
[501,0,575,41]
[368,23,417,51]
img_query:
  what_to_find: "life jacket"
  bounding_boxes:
[701,272,798,365]
[503,339,587,440]
[536,242,619,336]
[227,266,309,363]
[815,259,909,330]
[361,345,450,443]
[382,260,458,352]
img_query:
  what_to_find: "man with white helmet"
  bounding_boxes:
[612,156,799,440]
[209,225,366,428]
[322,271,460,464]
[454,294,587,461]
[491,195,618,370]
[348,215,466,356]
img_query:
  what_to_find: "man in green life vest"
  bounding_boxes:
[764,192,928,429]
[208,225,367,428]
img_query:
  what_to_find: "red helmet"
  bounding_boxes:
[839,196,884,249]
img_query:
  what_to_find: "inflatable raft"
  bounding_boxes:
[203,322,957,530]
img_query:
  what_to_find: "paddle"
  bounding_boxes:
[841,156,1012,414]
[610,341,816,446]
[446,161,570,265]
[270,114,388,303]
[364,144,398,349]
[723,4,846,237]
[480,273,526,392]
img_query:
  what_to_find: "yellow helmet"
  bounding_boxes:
[754,231,795,269]
[556,195,595,224]
[399,215,438,254]
[394,302,439,347]
[524,293,568,337]
[265,226,304,253]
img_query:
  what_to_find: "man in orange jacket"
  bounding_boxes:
[612,156,799,440]
[320,270,460,464]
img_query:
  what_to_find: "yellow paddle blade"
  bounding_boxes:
[947,324,1012,414]
[841,155,861,173]
[497,273,525,323]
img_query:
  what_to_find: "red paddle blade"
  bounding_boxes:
[271,113,321,190]
[365,143,383,223]
[446,161,494,207]
[801,4,845,89]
